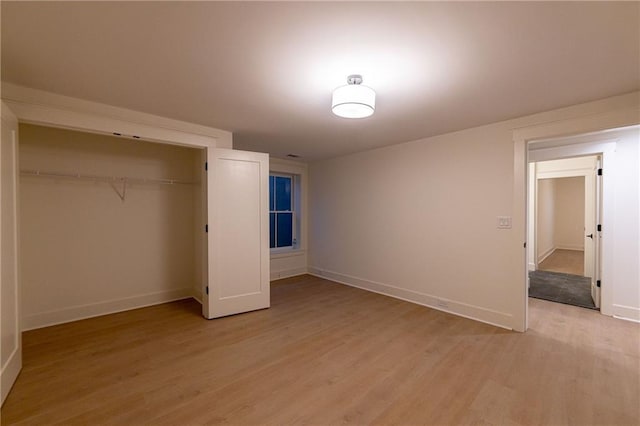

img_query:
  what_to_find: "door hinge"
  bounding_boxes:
[205,224,208,233]
[597,168,602,176]
[205,162,208,171]
[206,286,209,295]
[524,242,527,248]
[596,280,601,288]
[597,224,602,232]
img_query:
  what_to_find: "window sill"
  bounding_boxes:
[270,249,306,259]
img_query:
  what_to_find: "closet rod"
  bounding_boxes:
[20,169,195,185]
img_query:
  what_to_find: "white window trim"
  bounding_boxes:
[270,172,298,250]
[269,158,307,261]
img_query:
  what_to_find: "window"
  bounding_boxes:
[270,174,296,249]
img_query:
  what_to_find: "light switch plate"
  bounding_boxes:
[497,216,512,229]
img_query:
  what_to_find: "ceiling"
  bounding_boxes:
[2,2,639,161]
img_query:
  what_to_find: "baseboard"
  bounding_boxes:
[1,344,21,405]
[308,267,513,330]
[23,287,194,331]
[528,262,536,271]
[270,267,308,281]
[537,247,555,263]
[612,304,640,323]
[555,245,584,251]
[193,287,203,304]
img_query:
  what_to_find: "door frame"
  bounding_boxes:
[513,110,638,332]
[529,155,601,306]
[1,102,22,405]
[528,140,615,316]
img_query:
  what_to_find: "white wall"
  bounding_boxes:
[536,179,556,261]
[270,158,308,280]
[309,92,639,330]
[19,124,200,329]
[612,130,640,321]
[309,122,522,329]
[554,176,585,251]
[536,175,585,261]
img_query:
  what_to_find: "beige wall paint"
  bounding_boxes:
[536,179,556,261]
[309,92,639,329]
[19,124,200,329]
[309,121,520,328]
[536,175,585,260]
[554,177,585,251]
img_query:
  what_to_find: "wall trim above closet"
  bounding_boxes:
[1,83,232,149]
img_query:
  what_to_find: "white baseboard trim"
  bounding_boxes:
[612,304,640,323]
[537,247,555,263]
[23,287,194,331]
[528,262,536,271]
[270,267,308,281]
[308,267,513,330]
[1,345,21,405]
[555,245,584,251]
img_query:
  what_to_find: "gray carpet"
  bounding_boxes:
[529,270,597,310]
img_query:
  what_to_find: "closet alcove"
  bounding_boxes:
[19,124,205,330]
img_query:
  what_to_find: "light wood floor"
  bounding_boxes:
[2,275,639,425]
[539,249,585,276]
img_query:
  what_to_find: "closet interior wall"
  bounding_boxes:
[19,124,202,330]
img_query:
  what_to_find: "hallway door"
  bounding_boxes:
[587,157,602,308]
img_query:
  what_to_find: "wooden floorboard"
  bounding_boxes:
[538,249,585,276]
[2,274,639,425]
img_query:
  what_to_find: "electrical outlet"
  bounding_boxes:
[497,216,512,229]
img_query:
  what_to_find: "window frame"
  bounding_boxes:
[269,172,298,251]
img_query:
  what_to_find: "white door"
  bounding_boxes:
[584,167,596,280]
[589,157,602,308]
[1,102,21,405]
[203,148,269,319]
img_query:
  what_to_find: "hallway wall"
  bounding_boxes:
[536,179,556,261]
[554,176,585,251]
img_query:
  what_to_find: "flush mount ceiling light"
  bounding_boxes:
[331,74,376,119]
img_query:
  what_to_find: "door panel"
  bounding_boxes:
[1,102,21,405]
[204,148,269,319]
[590,157,602,308]
[584,168,596,282]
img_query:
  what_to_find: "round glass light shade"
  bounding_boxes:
[331,84,376,118]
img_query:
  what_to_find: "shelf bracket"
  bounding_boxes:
[109,178,127,202]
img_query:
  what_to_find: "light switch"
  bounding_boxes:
[497,216,512,229]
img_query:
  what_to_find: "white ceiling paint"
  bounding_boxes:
[2,2,638,161]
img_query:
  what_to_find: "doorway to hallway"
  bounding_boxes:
[528,156,600,310]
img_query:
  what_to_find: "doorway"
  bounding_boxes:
[528,155,600,310]
[527,133,611,322]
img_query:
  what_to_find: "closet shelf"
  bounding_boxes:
[20,169,197,201]
[20,169,196,186]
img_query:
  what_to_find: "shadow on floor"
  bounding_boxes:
[529,270,597,310]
